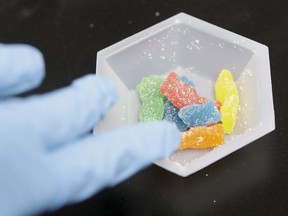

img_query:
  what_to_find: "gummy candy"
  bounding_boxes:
[139,98,164,121]
[137,75,165,121]
[136,69,238,149]
[180,75,195,87]
[178,123,224,149]
[215,69,239,134]
[178,100,221,128]
[160,72,207,109]
[136,75,165,102]
[215,100,222,111]
[163,75,194,132]
[163,100,187,132]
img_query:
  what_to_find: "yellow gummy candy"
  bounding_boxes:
[215,69,239,134]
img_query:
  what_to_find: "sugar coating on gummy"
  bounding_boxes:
[136,75,165,102]
[179,123,224,149]
[137,75,165,121]
[215,69,239,134]
[178,100,221,128]
[139,98,164,121]
[163,100,187,132]
[160,72,207,109]
[163,74,194,132]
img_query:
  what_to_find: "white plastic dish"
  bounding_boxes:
[94,13,275,177]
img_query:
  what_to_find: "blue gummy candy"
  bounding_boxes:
[164,100,187,132]
[180,76,195,87]
[178,100,221,127]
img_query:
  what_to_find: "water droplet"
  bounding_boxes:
[89,23,94,28]
[160,55,166,60]
[155,11,160,17]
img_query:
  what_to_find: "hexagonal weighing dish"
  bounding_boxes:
[94,13,275,177]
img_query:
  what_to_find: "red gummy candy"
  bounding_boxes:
[160,72,207,109]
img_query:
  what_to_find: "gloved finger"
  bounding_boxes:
[0,44,45,97]
[48,121,180,207]
[2,74,117,149]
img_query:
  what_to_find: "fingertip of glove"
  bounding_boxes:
[13,44,44,84]
[139,121,181,157]
[72,74,117,106]
[23,45,45,88]
[157,121,181,156]
[95,75,118,101]
[0,44,45,93]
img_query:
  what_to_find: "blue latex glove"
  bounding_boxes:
[0,44,180,216]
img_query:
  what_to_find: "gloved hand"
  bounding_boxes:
[0,44,180,216]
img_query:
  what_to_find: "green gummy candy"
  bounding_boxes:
[137,75,165,121]
[139,98,164,121]
[136,75,165,102]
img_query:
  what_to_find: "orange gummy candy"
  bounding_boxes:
[215,100,222,111]
[178,123,224,149]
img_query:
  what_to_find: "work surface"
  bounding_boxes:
[0,0,286,215]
